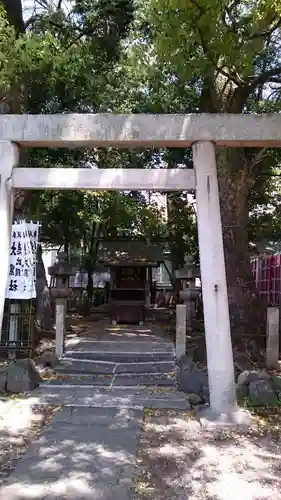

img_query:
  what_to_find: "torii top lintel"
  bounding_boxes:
[0,113,281,148]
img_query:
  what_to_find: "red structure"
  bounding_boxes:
[251,254,281,305]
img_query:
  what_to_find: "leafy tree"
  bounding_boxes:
[249,168,281,251]
[126,0,281,340]
[0,0,137,328]
[28,186,165,311]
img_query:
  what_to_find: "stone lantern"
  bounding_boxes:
[175,255,201,360]
[48,252,76,358]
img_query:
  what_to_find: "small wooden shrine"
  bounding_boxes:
[99,242,164,325]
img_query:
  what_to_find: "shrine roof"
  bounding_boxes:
[98,241,168,267]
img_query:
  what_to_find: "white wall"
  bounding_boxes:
[152,260,173,289]
[41,245,60,286]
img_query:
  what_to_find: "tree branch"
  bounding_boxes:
[35,0,52,11]
[266,88,281,101]
[246,148,269,182]
[248,148,267,170]
[189,0,205,16]
[248,66,281,90]
[195,16,241,86]
[24,14,41,30]
[185,0,242,86]
[249,17,281,41]
[229,0,243,9]
[267,77,281,84]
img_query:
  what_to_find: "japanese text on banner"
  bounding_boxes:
[6,222,39,300]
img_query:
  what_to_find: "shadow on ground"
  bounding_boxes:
[0,406,143,500]
[132,409,281,500]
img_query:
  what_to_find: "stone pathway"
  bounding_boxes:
[0,322,189,499]
[0,407,143,500]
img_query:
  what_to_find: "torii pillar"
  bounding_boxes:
[193,141,252,426]
[0,141,19,341]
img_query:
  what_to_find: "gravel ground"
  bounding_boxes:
[0,398,56,485]
[132,407,281,500]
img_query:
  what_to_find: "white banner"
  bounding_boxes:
[5,221,40,300]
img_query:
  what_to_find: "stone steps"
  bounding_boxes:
[66,340,173,350]
[44,371,177,387]
[53,335,178,390]
[56,358,177,375]
[63,350,174,363]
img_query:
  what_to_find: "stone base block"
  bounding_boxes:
[0,362,8,391]
[197,405,253,428]
[7,359,42,393]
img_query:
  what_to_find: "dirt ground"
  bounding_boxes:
[0,398,56,485]
[132,408,281,500]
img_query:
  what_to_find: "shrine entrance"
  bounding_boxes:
[0,112,279,423]
[98,241,167,326]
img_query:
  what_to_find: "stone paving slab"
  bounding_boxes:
[115,361,177,374]
[66,323,171,344]
[56,360,177,375]
[31,388,78,404]
[33,386,184,398]
[70,333,170,344]
[145,399,190,409]
[43,372,177,388]
[56,359,116,374]
[63,352,174,363]
[0,407,143,500]
[52,407,141,428]
[30,387,190,409]
[66,340,174,352]
[45,376,112,387]
[114,373,177,387]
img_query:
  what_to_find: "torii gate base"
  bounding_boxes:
[0,112,267,427]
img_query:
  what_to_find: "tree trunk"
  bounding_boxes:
[167,192,186,273]
[85,265,94,315]
[84,229,100,315]
[216,147,266,343]
[197,79,267,343]
[1,0,54,332]
[35,245,53,331]
[2,0,24,35]
[166,192,188,304]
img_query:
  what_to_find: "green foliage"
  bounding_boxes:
[0,0,198,272]
[129,0,281,255]
[28,186,166,278]
[0,0,136,112]
[167,192,198,269]
[148,0,281,88]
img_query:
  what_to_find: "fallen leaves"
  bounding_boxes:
[147,387,177,394]
[132,406,281,500]
[0,403,56,484]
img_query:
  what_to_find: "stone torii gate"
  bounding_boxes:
[0,113,280,424]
